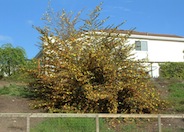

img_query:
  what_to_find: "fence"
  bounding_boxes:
[141,61,172,78]
[0,113,183,132]
[144,61,164,78]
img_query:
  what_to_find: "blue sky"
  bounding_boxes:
[0,0,184,59]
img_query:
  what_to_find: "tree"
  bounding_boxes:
[0,43,26,77]
[29,4,166,114]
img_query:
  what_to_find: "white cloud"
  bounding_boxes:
[123,8,131,12]
[27,20,34,25]
[0,35,13,44]
[105,6,131,12]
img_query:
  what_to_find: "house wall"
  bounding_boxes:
[35,32,184,78]
[148,40,184,62]
[127,37,184,77]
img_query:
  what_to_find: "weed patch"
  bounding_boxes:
[0,84,32,97]
[168,83,184,112]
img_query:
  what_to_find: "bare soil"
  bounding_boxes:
[0,95,44,132]
[0,81,44,132]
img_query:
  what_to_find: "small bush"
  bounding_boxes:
[160,62,184,79]
[0,75,3,80]
[0,84,32,97]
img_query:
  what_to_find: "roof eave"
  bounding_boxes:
[128,34,184,42]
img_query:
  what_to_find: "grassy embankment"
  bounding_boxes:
[0,79,183,132]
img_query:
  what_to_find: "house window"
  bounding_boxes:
[135,41,148,51]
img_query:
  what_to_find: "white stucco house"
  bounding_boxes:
[124,31,184,77]
[35,30,184,78]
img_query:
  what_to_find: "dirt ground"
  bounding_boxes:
[0,81,43,132]
[0,95,44,132]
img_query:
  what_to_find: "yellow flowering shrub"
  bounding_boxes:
[29,5,166,113]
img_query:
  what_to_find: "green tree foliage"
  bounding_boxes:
[12,59,38,82]
[0,43,26,77]
[160,62,184,79]
[29,4,166,114]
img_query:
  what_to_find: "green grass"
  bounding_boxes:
[0,84,31,97]
[168,83,184,112]
[31,118,114,132]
